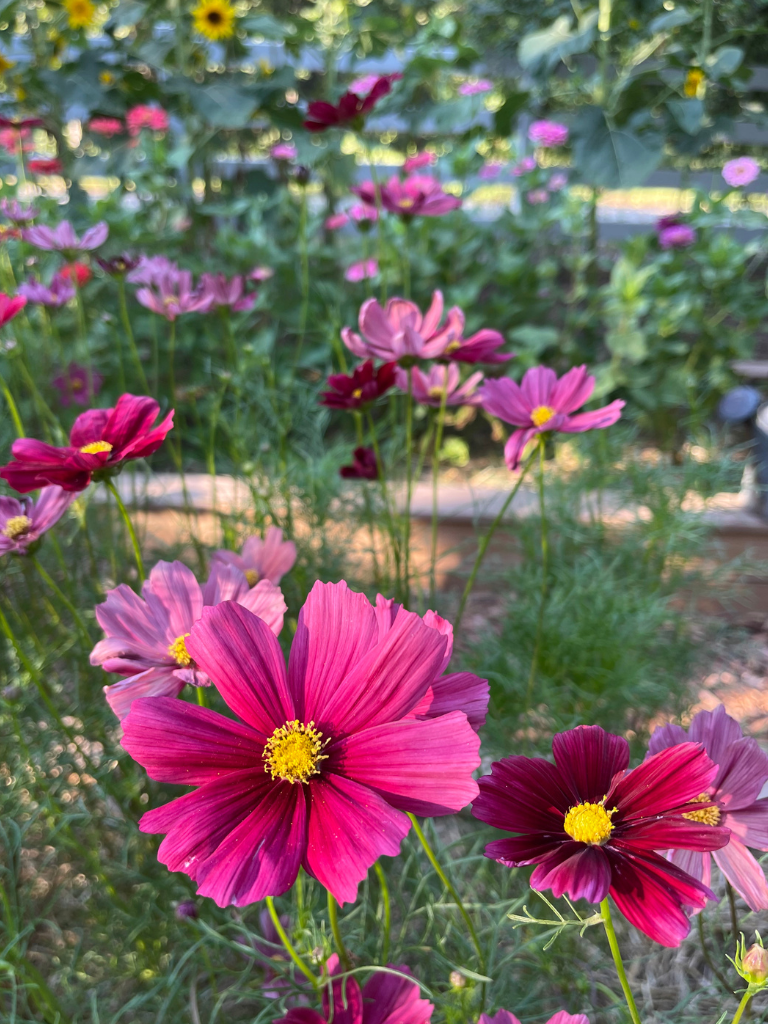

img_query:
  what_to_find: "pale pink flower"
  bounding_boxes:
[23,221,109,254]
[211,527,297,585]
[135,267,213,321]
[527,189,549,205]
[512,156,537,176]
[722,157,760,188]
[403,152,436,173]
[325,212,349,230]
[548,172,568,191]
[199,273,255,312]
[349,74,380,95]
[353,174,461,217]
[271,143,297,160]
[249,265,274,281]
[350,203,378,223]
[126,255,178,286]
[345,259,378,282]
[459,79,493,96]
[528,120,569,147]
[479,163,505,180]
[0,486,76,556]
[396,364,484,407]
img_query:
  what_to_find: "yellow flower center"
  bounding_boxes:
[3,514,32,539]
[351,388,363,400]
[168,634,192,667]
[244,568,260,587]
[399,198,415,208]
[682,793,721,826]
[563,801,615,846]
[263,721,327,784]
[445,340,461,353]
[428,386,447,399]
[530,405,557,428]
[79,440,113,455]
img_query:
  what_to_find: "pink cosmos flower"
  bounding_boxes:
[473,724,730,946]
[342,291,457,363]
[459,79,494,96]
[0,293,27,326]
[23,221,109,255]
[512,156,537,176]
[349,74,381,95]
[135,267,213,321]
[277,954,433,1024]
[88,117,124,137]
[404,152,436,173]
[480,365,625,471]
[722,157,760,188]
[0,393,174,493]
[18,274,75,308]
[126,104,170,136]
[92,559,287,720]
[120,580,482,905]
[198,273,255,312]
[125,255,178,286]
[648,705,768,911]
[353,174,461,218]
[304,74,401,132]
[481,1012,588,1024]
[0,486,76,556]
[345,258,378,282]
[396,364,484,408]
[211,526,297,586]
[340,446,379,480]
[0,126,30,155]
[528,120,569,148]
[527,189,549,205]
[0,199,37,224]
[52,363,103,407]
[548,172,568,191]
[479,163,505,180]
[657,216,696,250]
[249,265,274,281]
[325,212,349,230]
[271,142,297,160]
[350,203,378,225]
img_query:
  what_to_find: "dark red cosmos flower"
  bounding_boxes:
[303,74,401,132]
[473,724,730,946]
[0,116,44,129]
[96,253,141,277]
[0,393,174,493]
[59,261,91,287]
[340,446,379,480]
[321,359,396,410]
[28,158,63,174]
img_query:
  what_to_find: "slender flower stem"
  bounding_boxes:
[265,895,318,989]
[354,411,381,587]
[731,991,752,1024]
[402,372,414,608]
[600,898,642,1024]
[295,187,310,365]
[167,318,177,408]
[105,479,145,584]
[0,373,24,437]
[117,276,149,392]
[196,687,206,707]
[366,407,401,588]
[400,217,411,298]
[727,882,740,940]
[453,449,537,636]
[364,140,387,303]
[525,438,549,712]
[327,891,350,970]
[373,860,391,964]
[31,554,92,646]
[407,813,486,994]
[429,384,448,606]
[696,912,731,992]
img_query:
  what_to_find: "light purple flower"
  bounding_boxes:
[0,199,37,224]
[345,259,378,282]
[657,216,696,250]
[527,189,549,205]
[512,156,537,176]
[271,143,297,161]
[126,255,178,286]
[648,704,768,911]
[396,363,484,407]
[52,363,103,407]
[91,559,287,720]
[722,157,760,188]
[135,267,214,321]
[198,273,255,312]
[211,527,297,585]
[479,163,506,180]
[459,79,494,96]
[23,221,109,254]
[249,265,274,281]
[548,172,568,191]
[18,273,75,308]
[0,486,76,555]
[528,120,569,148]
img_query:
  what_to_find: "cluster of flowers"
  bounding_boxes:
[88,104,170,139]
[127,255,260,320]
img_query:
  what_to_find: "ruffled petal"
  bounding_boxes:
[619,815,729,852]
[323,955,364,1024]
[102,394,162,454]
[239,579,287,636]
[405,672,489,732]
[478,378,531,426]
[362,962,434,1024]
[143,560,203,640]
[520,366,557,408]
[608,742,717,820]
[503,428,538,472]
[104,668,185,720]
[69,408,111,447]
[647,722,688,755]
[552,725,630,805]
[548,365,594,415]
[713,836,768,912]
[559,401,625,434]
[530,843,612,904]
[688,704,744,764]
[484,833,568,866]
[714,737,768,811]
[479,1011,521,1024]
[93,581,172,659]
[472,756,572,833]
[201,561,250,605]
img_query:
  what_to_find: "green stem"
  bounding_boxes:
[403,372,414,608]
[699,0,713,65]
[727,882,740,939]
[31,554,92,646]
[295,187,310,365]
[168,318,177,408]
[0,373,24,437]
[600,898,642,1024]
[105,478,145,584]
[697,912,731,992]
[732,991,752,1024]
[196,686,206,707]
[366,407,402,588]
[525,438,549,712]
[407,812,486,1004]
[265,895,318,989]
[327,890,350,970]
[453,448,537,636]
[118,276,149,392]
[429,382,448,606]
[365,140,387,303]
[373,860,391,965]
[400,218,411,298]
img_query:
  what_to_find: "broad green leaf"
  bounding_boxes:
[518,12,598,71]
[572,106,663,188]
[667,98,704,135]
[649,7,695,32]
[705,46,744,79]
[187,82,258,128]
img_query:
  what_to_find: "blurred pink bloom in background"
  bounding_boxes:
[479,163,505,180]
[512,156,537,176]
[52,363,103,406]
[0,293,27,326]
[349,74,381,94]
[126,255,177,286]
[548,172,568,191]
[88,117,124,137]
[24,221,108,254]
[396,363,484,407]
[354,174,461,217]
[459,79,493,95]
[212,526,297,585]
[135,266,213,320]
[528,120,569,147]
[527,189,549,204]
[340,445,379,479]
[249,265,274,281]
[0,199,37,223]
[271,142,297,160]
[0,486,76,556]
[722,156,760,188]
[325,211,349,230]
[0,126,31,155]
[345,258,378,282]
[127,104,170,136]
[18,274,75,308]
[404,152,436,173]
[657,215,696,249]
[350,203,378,223]
[199,273,256,311]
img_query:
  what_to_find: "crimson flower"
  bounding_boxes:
[120,581,481,905]
[96,253,140,276]
[0,116,43,129]
[277,954,433,1024]
[321,359,396,410]
[480,365,625,471]
[59,261,92,287]
[28,158,63,175]
[0,293,27,326]
[353,174,461,218]
[0,393,174,493]
[340,446,379,480]
[473,724,730,946]
[303,74,401,132]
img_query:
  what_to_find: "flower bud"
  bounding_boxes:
[175,900,198,920]
[449,971,466,990]
[742,944,768,985]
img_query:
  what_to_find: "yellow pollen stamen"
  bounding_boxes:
[168,633,192,667]
[399,198,414,208]
[530,405,557,428]
[244,568,260,587]
[682,792,721,826]
[79,440,113,455]
[428,386,447,399]
[3,514,32,539]
[445,340,461,353]
[563,801,616,846]
[351,388,363,400]
[263,720,327,784]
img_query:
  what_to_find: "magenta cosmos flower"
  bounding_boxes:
[303,74,401,132]
[321,360,397,410]
[0,199,37,224]
[528,120,569,147]
[345,259,378,283]
[135,267,213,320]
[92,559,286,720]
[52,363,103,406]
[648,705,768,911]
[0,486,76,555]
[459,79,494,96]
[0,393,174,493]
[396,364,484,408]
[404,152,436,173]
[88,117,124,137]
[121,581,482,905]
[211,526,297,586]
[473,724,730,946]
[657,216,696,250]
[480,365,625,471]
[127,104,170,136]
[481,1012,587,1024]
[277,954,433,1024]
[354,174,461,218]
[271,142,297,160]
[18,274,74,308]
[722,157,760,188]
[199,273,255,312]
[0,292,27,326]
[23,221,108,255]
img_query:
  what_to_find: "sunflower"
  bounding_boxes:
[63,0,96,29]
[191,0,236,41]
